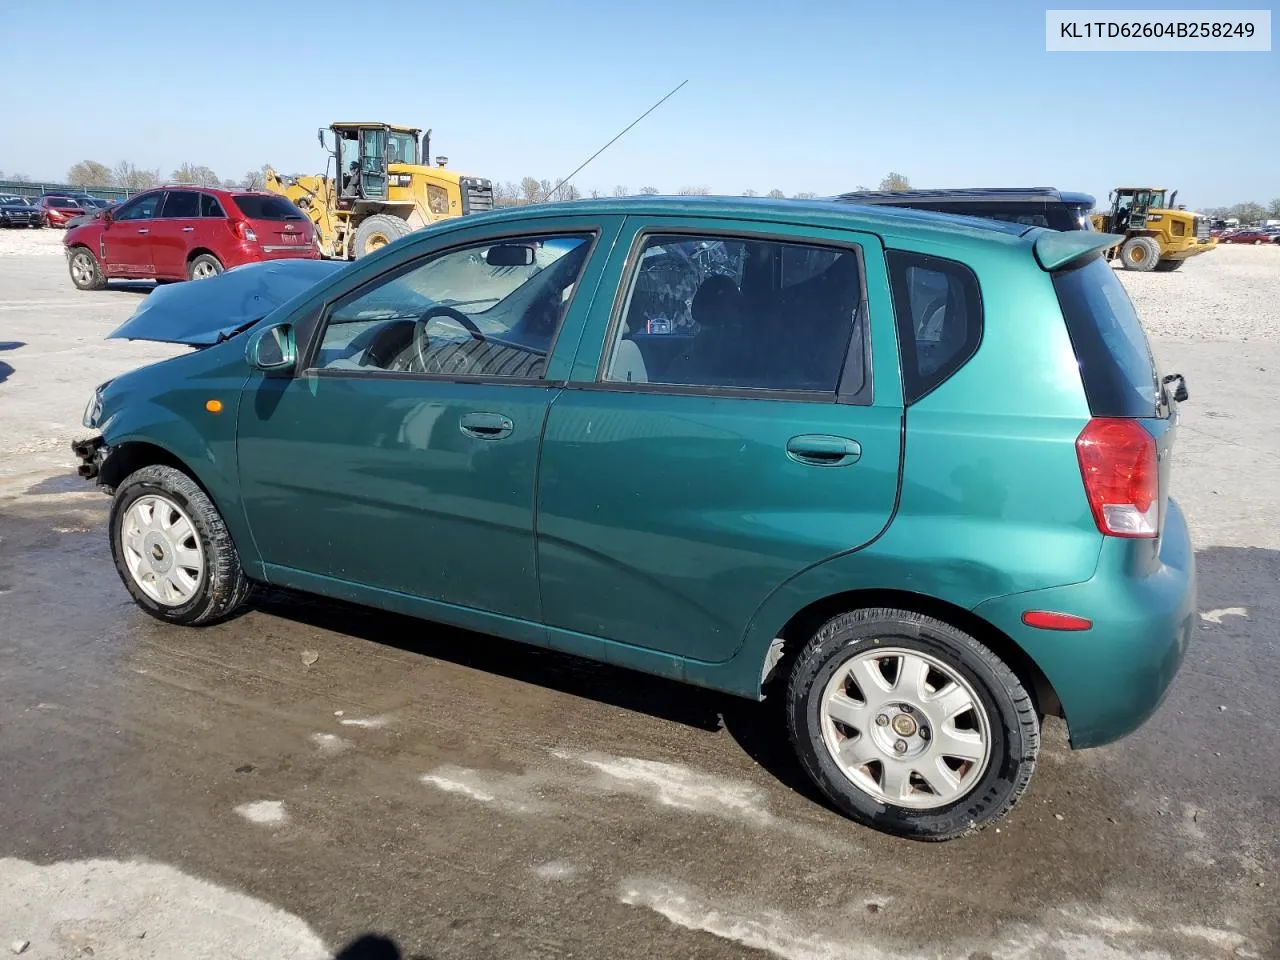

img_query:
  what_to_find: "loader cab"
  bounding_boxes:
[322,123,405,202]
[1110,187,1168,232]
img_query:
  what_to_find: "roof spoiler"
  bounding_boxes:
[1033,230,1124,271]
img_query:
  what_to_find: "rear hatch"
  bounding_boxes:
[1051,254,1179,547]
[231,194,313,252]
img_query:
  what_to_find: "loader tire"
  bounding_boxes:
[353,215,412,258]
[1153,259,1184,272]
[1120,236,1160,272]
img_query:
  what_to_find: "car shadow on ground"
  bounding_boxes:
[0,341,21,385]
[334,934,431,960]
[103,281,155,295]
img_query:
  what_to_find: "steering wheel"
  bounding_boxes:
[412,304,485,373]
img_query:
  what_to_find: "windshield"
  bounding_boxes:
[387,132,417,165]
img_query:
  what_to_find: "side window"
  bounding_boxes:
[314,232,594,380]
[603,233,863,396]
[159,190,200,219]
[114,192,162,221]
[886,251,982,403]
[200,194,226,218]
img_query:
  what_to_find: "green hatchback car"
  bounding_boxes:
[74,197,1195,840]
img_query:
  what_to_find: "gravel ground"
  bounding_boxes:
[1121,245,1280,342]
[0,226,65,257]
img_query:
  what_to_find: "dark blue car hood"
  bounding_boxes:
[106,258,347,346]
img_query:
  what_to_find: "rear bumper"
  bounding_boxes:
[222,242,319,268]
[972,499,1195,749]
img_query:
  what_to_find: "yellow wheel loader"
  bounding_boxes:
[265,123,493,260]
[1090,187,1216,272]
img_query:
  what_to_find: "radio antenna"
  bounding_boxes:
[546,79,689,201]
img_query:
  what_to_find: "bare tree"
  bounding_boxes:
[112,162,160,191]
[878,172,911,192]
[67,160,114,187]
[555,182,582,201]
[613,185,630,197]
[638,186,659,195]
[589,188,601,199]
[1269,197,1280,218]
[241,166,268,191]
[766,189,785,199]
[793,191,818,199]
[8,172,32,182]
[742,189,758,197]
[520,177,544,204]
[171,163,221,187]
[677,185,710,196]
[493,181,521,208]
[1229,201,1266,224]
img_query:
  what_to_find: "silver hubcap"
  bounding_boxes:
[820,647,991,809]
[192,260,219,279]
[71,253,94,285]
[120,495,204,606]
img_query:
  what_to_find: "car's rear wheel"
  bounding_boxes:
[109,465,251,626]
[786,608,1039,841]
[353,214,411,258]
[188,253,224,281]
[1120,236,1160,271]
[68,247,107,291]
[1153,259,1184,272]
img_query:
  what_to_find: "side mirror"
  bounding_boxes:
[246,322,297,374]
[485,244,535,267]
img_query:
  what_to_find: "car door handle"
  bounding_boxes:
[786,434,861,466]
[459,412,514,440]
[182,226,194,233]
[136,228,149,234]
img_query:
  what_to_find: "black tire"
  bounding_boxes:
[109,465,251,626]
[352,214,411,258]
[67,246,107,291]
[1119,235,1160,271]
[187,253,224,281]
[785,608,1039,841]
[1153,259,1184,272]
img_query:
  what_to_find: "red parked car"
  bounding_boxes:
[36,195,88,227]
[62,186,318,291]
[1220,228,1279,245]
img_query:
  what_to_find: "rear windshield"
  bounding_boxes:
[47,197,79,208]
[1053,257,1160,418]
[233,195,304,220]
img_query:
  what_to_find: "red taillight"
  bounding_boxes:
[230,219,258,242]
[1076,418,1158,539]
[1022,610,1093,631]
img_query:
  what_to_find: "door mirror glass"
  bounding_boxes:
[485,243,535,267]
[246,322,296,373]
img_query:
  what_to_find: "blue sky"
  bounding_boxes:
[2,0,1275,206]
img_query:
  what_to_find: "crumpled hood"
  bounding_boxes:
[106,258,347,346]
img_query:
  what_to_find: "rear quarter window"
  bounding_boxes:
[886,251,983,403]
[1053,256,1160,418]
[233,195,304,220]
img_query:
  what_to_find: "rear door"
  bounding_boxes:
[150,189,202,278]
[536,218,904,663]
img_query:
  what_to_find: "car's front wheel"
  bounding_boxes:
[67,246,107,290]
[786,608,1039,841]
[188,253,224,280]
[109,465,251,625]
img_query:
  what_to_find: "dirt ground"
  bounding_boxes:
[0,239,1276,960]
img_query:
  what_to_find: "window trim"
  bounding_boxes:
[299,226,601,385]
[587,224,873,406]
[885,249,984,405]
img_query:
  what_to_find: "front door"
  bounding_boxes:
[102,190,163,277]
[149,189,202,278]
[537,222,904,663]
[236,220,620,620]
